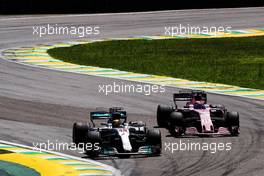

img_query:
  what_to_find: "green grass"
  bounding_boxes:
[48,36,264,89]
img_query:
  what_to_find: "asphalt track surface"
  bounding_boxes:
[0,7,264,176]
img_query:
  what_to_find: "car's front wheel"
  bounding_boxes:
[146,128,162,154]
[168,112,185,137]
[225,111,240,136]
[85,130,101,158]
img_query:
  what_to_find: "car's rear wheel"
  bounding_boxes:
[157,105,174,128]
[72,122,89,145]
[169,112,184,126]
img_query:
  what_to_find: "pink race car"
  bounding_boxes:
[157,90,239,137]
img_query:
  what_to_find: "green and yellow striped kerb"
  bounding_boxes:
[0,143,115,176]
[2,28,264,100]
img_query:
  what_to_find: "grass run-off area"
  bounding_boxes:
[48,36,264,89]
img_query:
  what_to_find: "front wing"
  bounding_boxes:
[179,127,239,137]
[99,145,160,156]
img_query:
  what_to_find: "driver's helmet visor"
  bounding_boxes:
[112,119,121,127]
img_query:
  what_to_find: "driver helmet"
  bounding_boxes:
[112,113,121,128]
[193,94,205,105]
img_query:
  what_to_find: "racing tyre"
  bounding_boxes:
[230,126,240,136]
[157,105,174,128]
[87,130,101,142]
[169,112,184,126]
[226,111,239,126]
[72,122,89,145]
[226,111,240,136]
[86,131,101,158]
[146,128,162,154]
[168,112,184,136]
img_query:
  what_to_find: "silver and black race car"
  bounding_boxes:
[157,90,240,137]
[73,107,161,158]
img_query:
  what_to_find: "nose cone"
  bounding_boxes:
[200,111,214,133]
[203,125,214,132]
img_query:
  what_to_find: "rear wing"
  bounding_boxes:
[173,93,192,101]
[90,108,127,121]
[90,111,111,120]
[173,90,207,104]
